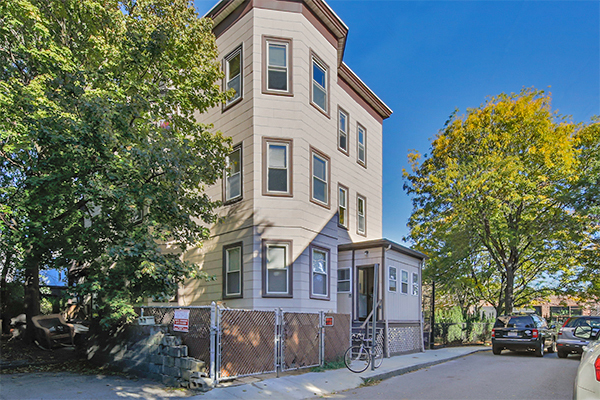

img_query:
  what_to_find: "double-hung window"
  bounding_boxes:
[338,184,348,229]
[401,270,409,294]
[310,245,329,299]
[263,138,293,196]
[357,124,366,166]
[337,268,350,293]
[310,147,330,207]
[310,52,329,115]
[412,272,419,296]
[224,46,242,107]
[357,195,366,236]
[388,266,397,292]
[263,240,293,297]
[224,144,242,202]
[338,108,349,154]
[263,36,292,95]
[223,243,243,298]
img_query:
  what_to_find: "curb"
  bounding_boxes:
[361,348,491,383]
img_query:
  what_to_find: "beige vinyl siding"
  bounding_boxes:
[252,7,383,244]
[173,6,384,312]
[384,251,421,321]
[336,250,353,315]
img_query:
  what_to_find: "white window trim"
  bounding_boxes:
[309,50,329,116]
[265,38,290,93]
[310,246,329,299]
[357,195,366,236]
[401,269,409,295]
[388,266,397,293]
[337,267,351,293]
[357,124,366,166]
[412,272,419,296]
[262,137,293,197]
[267,142,289,193]
[225,245,242,297]
[224,144,242,203]
[311,150,329,206]
[265,242,290,295]
[338,108,349,154]
[338,185,348,229]
[224,45,242,107]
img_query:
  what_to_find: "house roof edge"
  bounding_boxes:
[338,238,428,261]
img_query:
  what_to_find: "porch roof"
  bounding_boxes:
[338,238,428,261]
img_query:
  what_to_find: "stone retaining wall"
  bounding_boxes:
[87,324,211,390]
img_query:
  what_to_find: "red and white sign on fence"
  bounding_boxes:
[173,309,190,332]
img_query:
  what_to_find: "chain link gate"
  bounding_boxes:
[217,308,277,380]
[280,311,321,371]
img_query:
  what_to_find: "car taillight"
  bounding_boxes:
[558,331,562,336]
[491,328,495,338]
[532,329,539,338]
[595,356,600,382]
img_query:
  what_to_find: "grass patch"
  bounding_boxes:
[360,378,381,387]
[311,358,346,372]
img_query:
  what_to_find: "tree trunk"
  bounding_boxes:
[504,266,515,315]
[1,252,13,334]
[24,254,40,343]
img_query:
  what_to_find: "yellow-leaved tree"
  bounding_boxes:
[404,88,597,315]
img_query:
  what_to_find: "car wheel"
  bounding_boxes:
[548,340,556,353]
[557,350,568,358]
[535,341,544,357]
[492,345,502,355]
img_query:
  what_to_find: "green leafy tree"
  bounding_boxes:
[0,0,231,332]
[565,120,600,296]
[405,88,595,315]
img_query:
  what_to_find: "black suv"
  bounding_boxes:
[492,313,556,357]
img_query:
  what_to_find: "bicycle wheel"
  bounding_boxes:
[372,343,384,369]
[344,345,370,373]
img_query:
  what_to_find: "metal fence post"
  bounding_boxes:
[275,308,282,378]
[210,301,218,384]
[319,311,324,367]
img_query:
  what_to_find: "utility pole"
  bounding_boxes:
[430,280,435,350]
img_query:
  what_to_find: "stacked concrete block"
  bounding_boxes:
[88,325,211,391]
[146,333,209,390]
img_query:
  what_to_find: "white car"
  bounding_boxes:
[573,326,600,400]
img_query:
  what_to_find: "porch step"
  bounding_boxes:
[351,321,385,337]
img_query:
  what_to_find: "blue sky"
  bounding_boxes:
[194,0,600,245]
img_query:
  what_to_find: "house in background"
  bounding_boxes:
[151,0,427,356]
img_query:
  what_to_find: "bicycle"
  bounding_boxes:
[344,332,383,373]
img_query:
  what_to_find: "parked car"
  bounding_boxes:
[556,316,600,358]
[572,325,600,400]
[491,313,556,357]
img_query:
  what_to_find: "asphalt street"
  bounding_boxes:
[323,351,581,400]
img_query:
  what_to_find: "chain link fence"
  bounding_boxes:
[323,313,351,363]
[219,309,276,378]
[281,312,320,371]
[140,306,212,365]
[138,305,351,383]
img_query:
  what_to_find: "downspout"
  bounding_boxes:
[352,249,355,323]
[418,260,425,352]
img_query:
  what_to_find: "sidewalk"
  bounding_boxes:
[0,346,489,399]
[193,346,490,399]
